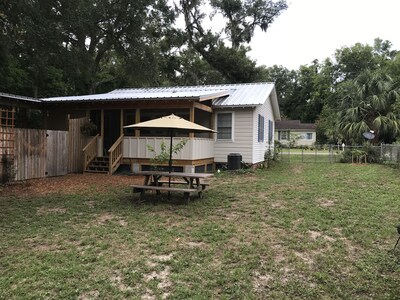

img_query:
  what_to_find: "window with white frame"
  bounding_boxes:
[268,120,273,143]
[278,130,289,140]
[258,114,265,142]
[299,132,313,140]
[217,112,233,140]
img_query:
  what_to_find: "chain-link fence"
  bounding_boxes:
[275,144,400,164]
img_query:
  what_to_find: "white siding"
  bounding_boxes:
[276,130,316,146]
[252,96,275,163]
[123,137,214,160]
[214,109,254,163]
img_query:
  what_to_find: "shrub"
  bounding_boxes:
[1,155,15,184]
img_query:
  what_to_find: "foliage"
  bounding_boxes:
[80,121,98,136]
[337,69,400,144]
[210,0,288,49]
[146,139,187,169]
[0,0,287,96]
[179,0,287,83]
[1,155,14,184]
[14,108,44,129]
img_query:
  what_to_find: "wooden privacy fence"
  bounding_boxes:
[68,117,89,173]
[13,128,68,180]
[0,117,89,181]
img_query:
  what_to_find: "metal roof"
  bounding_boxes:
[41,82,280,119]
[42,83,275,105]
[42,89,231,102]
[0,92,41,103]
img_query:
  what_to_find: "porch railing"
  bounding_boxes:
[82,134,99,171]
[108,134,124,175]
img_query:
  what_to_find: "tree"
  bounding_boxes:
[337,69,400,144]
[178,0,287,83]
[0,0,177,96]
[210,0,287,49]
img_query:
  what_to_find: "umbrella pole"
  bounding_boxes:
[168,129,173,190]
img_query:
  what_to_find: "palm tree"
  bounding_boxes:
[337,69,400,144]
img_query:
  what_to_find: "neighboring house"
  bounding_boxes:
[275,120,316,147]
[1,82,280,174]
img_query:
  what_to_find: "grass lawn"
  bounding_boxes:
[1,162,400,299]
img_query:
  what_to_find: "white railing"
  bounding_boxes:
[123,137,214,160]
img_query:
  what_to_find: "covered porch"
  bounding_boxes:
[82,104,216,174]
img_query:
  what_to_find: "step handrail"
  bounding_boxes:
[83,134,99,171]
[108,134,124,175]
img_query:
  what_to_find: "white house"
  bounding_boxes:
[275,120,316,147]
[2,82,281,173]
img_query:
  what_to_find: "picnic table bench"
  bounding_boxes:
[131,171,213,202]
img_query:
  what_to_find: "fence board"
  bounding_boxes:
[68,117,89,173]
[11,128,68,180]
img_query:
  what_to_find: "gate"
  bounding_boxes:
[13,128,68,180]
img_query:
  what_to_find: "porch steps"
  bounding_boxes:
[85,156,109,174]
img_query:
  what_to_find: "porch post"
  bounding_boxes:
[100,109,104,157]
[100,109,104,137]
[120,109,124,136]
[189,105,195,139]
[135,109,140,137]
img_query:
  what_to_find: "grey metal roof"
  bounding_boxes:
[0,92,41,103]
[42,83,274,105]
[42,89,230,102]
[41,82,280,119]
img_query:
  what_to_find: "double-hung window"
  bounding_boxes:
[268,120,273,143]
[258,114,265,142]
[278,131,289,140]
[217,113,233,140]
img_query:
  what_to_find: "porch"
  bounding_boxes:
[83,135,215,174]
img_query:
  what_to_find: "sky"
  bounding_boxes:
[248,0,400,70]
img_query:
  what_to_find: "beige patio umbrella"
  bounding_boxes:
[124,114,215,174]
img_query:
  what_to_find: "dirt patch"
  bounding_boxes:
[308,230,336,242]
[36,206,67,215]
[0,173,144,198]
[186,241,207,248]
[87,213,128,228]
[318,198,336,208]
[143,253,173,299]
[78,290,100,300]
[253,271,273,291]
[110,271,133,293]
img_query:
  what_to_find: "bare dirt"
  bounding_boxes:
[0,173,144,198]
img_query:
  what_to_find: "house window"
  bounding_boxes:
[305,132,312,140]
[217,113,232,140]
[258,114,264,142]
[278,130,289,140]
[268,120,273,143]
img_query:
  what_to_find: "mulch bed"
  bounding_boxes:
[0,173,144,198]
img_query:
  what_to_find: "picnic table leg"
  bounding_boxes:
[184,192,190,204]
[194,178,203,198]
[140,189,145,201]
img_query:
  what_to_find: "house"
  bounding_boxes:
[1,82,280,175]
[275,120,316,147]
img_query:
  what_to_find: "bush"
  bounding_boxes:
[1,155,15,184]
[80,121,98,136]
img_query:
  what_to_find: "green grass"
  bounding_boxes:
[1,162,400,299]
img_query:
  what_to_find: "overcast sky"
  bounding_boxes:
[248,0,400,70]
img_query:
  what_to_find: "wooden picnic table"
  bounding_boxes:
[131,171,214,202]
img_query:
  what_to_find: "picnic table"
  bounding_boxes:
[131,171,214,202]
